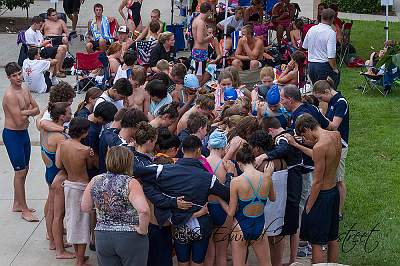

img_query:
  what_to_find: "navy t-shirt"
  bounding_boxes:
[326,92,349,145]
[289,103,330,172]
[74,107,91,119]
[82,121,102,153]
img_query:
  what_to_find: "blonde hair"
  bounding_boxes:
[105,146,134,176]
[158,31,174,44]
[260,66,274,80]
[131,66,146,85]
[107,42,122,56]
[156,59,170,72]
[313,77,335,94]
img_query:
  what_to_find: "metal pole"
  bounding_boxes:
[385,4,389,42]
[223,0,228,67]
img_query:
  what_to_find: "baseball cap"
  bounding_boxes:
[118,25,128,33]
[224,87,238,101]
[267,84,280,105]
[184,74,200,89]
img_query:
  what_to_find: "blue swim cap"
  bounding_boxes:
[267,84,280,105]
[184,74,200,89]
[224,87,238,101]
[208,130,228,149]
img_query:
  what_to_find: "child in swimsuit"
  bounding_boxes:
[218,143,275,266]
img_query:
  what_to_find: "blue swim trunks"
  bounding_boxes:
[191,49,208,62]
[191,49,208,76]
[2,128,31,171]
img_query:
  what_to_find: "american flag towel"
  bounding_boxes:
[136,40,157,65]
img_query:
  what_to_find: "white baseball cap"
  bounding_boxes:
[118,25,128,33]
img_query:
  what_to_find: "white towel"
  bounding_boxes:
[63,180,90,244]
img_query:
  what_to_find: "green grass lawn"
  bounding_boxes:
[335,20,400,265]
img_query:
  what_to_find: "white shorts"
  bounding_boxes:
[336,147,348,182]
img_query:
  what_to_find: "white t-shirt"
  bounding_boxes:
[25,27,44,46]
[218,15,244,31]
[113,65,129,84]
[22,59,50,93]
[302,23,336,63]
[94,91,124,110]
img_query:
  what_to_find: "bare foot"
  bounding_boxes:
[21,211,39,222]
[13,206,36,213]
[56,251,76,259]
[49,241,56,250]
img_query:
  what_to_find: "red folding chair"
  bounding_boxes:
[75,51,104,93]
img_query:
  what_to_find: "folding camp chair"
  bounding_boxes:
[75,51,104,93]
[39,12,67,23]
[360,72,387,96]
[338,21,353,67]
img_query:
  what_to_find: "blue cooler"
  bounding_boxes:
[166,24,185,51]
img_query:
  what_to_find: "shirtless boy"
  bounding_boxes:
[43,8,69,46]
[234,24,265,70]
[56,117,94,266]
[128,66,149,113]
[288,113,342,264]
[191,2,214,77]
[2,62,40,222]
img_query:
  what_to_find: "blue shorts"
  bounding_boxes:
[174,237,209,264]
[2,128,31,171]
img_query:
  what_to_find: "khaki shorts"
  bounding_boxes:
[336,147,348,182]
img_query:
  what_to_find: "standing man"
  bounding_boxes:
[63,0,84,37]
[302,8,340,88]
[191,2,214,77]
[2,62,40,222]
[288,114,342,264]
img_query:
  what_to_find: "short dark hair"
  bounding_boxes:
[283,84,301,102]
[182,135,202,153]
[94,3,103,10]
[135,121,158,145]
[27,47,39,60]
[235,117,259,141]
[94,101,118,123]
[156,127,181,151]
[5,62,21,76]
[31,16,44,25]
[152,9,161,17]
[291,50,306,65]
[157,102,179,119]
[171,63,187,81]
[123,51,137,66]
[149,73,170,87]
[121,109,148,129]
[69,117,90,138]
[321,8,336,21]
[48,102,69,122]
[49,81,76,103]
[261,117,281,131]
[114,107,129,122]
[187,113,208,134]
[149,21,161,33]
[113,78,133,97]
[47,8,56,16]
[200,2,212,14]
[248,130,273,153]
[295,113,319,135]
[146,79,168,99]
[236,143,255,164]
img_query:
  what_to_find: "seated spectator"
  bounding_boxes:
[276,50,306,85]
[114,51,137,83]
[42,8,69,46]
[271,0,295,45]
[329,3,343,43]
[116,25,134,54]
[207,27,222,65]
[94,78,133,110]
[25,16,67,78]
[107,42,123,76]
[22,47,58,93]
[136,9,165,41]
[290,18,304,49]
[217,7,244,32]
[146,79,173,119]
[86,3,116,53]
[219,26,235,61]
[244,0,264,24]
[155,59,170,74]
[234,24,264,70]
[149,32,176,72]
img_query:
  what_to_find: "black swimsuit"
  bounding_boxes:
[128,1,142,27]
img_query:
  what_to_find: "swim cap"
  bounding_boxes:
[208,130,228,149]
[257,84,269,99]
[224,87,238,101]
[184,74,200,89]
[267,84,280,105]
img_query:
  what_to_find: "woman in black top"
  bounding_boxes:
[149,32,176,72]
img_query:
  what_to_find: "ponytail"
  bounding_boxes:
[75,87,102,115]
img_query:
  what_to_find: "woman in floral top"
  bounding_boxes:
[81,146,150,265]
